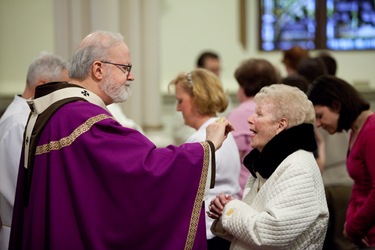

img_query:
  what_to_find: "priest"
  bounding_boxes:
[9,30,233,250]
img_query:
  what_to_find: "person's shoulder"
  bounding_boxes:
[0,115,27,142]
[279,150,318,173]
[285,150,315,162]
[0,113,27,130]
[217,132,241,160]
[60,101,110,116]
[1,95,28,118]
[358,113,375,140]
[0,99,29,130]
[274,151,322,190]
[185,129,204,143]
[50,101,113,127]
[366,113,375,127]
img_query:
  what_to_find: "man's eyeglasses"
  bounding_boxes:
[101,61,132,74]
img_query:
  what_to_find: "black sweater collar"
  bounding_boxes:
[243,123,317,179]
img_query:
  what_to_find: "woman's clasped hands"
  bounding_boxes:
[207,193,233,219]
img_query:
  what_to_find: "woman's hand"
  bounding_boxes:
[343,222,370,247]
[206,193,234,219]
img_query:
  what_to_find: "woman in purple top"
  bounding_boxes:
[226,58,279,198]
[309,75,375,248]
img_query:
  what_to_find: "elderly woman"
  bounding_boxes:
[169,68,241,250]
[227,58,279,199]
[208,84,329,250]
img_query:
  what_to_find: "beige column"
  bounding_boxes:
[53,0,72,59]
[139,0,162,131]
[89,0,120,31]
[119,0,144,127]
[120,0,171,147]
[53,0,90,59]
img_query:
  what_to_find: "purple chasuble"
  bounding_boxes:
[9,83,211,250]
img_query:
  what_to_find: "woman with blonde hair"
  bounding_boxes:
[169,68,241,250]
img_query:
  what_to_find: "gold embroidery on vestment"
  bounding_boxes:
[184,142,210,250]
[35,114,112,155]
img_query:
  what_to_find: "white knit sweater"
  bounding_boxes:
[211,150,329,250]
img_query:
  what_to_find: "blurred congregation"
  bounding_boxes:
[1,1,375,144]
[1,1,375,250]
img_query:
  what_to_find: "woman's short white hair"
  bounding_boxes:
[254,84,316,127]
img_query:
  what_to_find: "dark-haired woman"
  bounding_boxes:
[309,75,375,248]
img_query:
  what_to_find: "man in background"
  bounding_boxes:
[0,52,69,250]
[317,52,337,76]
[196,51,221,77]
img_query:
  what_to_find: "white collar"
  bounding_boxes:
[24,86,109,169]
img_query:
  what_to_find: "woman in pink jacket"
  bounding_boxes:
[309,75,375,248]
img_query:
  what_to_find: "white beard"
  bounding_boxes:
[100,74,132,103]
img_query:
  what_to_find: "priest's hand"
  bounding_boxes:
[206,117,234,151]
[206,193,233,219]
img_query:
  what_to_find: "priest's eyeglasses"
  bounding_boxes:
[101,61,132,75]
